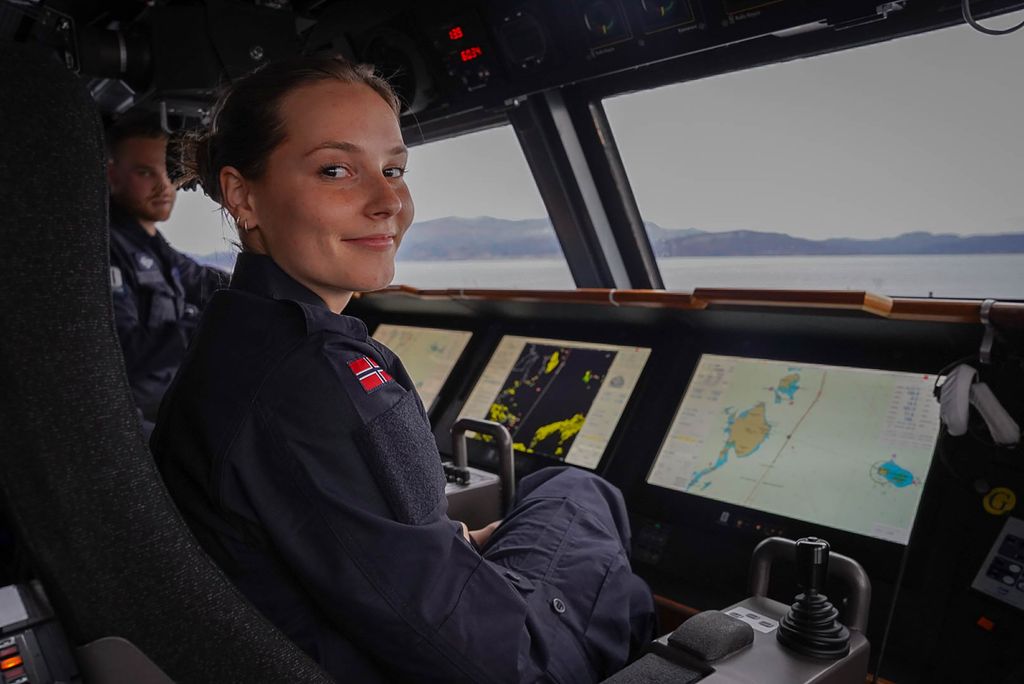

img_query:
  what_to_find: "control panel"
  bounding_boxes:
[972,516,1024,610]
[0,584,78,684]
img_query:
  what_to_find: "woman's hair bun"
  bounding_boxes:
[171,127,219,200]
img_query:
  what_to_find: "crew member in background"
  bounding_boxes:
[106,114,229,430]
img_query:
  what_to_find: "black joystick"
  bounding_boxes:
[776,537,851,659]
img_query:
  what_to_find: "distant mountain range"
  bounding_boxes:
[193,216,1024,266]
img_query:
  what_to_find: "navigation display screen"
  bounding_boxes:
[372,324,473,411]
[459,336,651,470]
[647,354,942,545]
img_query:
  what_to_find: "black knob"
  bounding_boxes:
[795,537,830,595]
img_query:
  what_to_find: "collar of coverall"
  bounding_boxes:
[229,252,370,339]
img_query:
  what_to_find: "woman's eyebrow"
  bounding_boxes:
[306,141,408,156]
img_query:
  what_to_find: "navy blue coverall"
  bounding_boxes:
[109,203,228,421]
[151,253,656,683]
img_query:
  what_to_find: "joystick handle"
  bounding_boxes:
[749,536,872,633]
[796,537,830,595]
[778,537,850,659]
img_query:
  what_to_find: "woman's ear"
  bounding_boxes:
[220,166,268,254]
[220,166,256,225]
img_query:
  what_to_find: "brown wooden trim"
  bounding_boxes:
[652,594,700,633]
[369,285,1024,326]
[653,594,700,617]
[885,298,985,323]
[692,289,896,317]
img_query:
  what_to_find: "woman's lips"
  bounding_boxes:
[345,235,395,250]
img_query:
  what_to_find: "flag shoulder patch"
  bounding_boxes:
[347,355,394,394]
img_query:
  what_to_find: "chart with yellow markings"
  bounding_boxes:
[460,335,650,469]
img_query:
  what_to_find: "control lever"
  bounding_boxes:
[776,538,850,658]
[606,536,872,683]
[450,418,516,514]
[750,536,871,633]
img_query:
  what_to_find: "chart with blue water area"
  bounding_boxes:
[646,355,942,544]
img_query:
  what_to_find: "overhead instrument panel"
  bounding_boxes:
[371,324,473,412]
[431,12,496,91]
[637,0,697,34]
[459,335,650,470]
[647,354,942,544]
[578,0,633,52]
[494,6,552,72]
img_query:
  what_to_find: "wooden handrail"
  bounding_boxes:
[363,285,1024,327]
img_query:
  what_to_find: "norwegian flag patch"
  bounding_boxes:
[348,356,394,393]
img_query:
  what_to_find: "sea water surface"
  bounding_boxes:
[392,254,1024,299]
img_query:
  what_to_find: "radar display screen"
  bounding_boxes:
[371,324,473,411]
[459,336,651,470]
[647,355,942,545]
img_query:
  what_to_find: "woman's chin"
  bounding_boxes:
[354,271,395,293]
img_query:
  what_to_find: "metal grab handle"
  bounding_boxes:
[450,418,516,514]
[749,536,872,633]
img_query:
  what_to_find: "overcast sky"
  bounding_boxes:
[161,12,1024,254]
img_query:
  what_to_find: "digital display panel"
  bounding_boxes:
[460,46,484,62]
[647,355,942,545]
[371,324,473,411]
[459,336,650,470]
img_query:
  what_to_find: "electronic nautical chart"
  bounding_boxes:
[646,355,942,545]
[458,336,651,470]
[371,324,472,410]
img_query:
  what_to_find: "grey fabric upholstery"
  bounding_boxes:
[0,41,333,682]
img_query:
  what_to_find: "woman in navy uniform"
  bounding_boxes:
[151,55,655,683]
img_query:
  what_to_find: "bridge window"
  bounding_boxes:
[393,124,572,290]
[604,14,1024,299]
[161,124,574,290]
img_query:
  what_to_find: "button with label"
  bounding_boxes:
[3,667,25,683]
[1003,575,1015,585]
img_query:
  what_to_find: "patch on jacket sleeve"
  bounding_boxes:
[347,355,394,394]
[355,390,446,525]
[109,266,124,293]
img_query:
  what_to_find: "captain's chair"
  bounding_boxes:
[0,41,334,682]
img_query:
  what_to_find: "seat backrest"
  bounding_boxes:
[0,40,333,683]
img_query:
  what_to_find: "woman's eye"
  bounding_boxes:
[383,166,407,179]
[319,165,351,179]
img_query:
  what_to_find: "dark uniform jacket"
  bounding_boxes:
[109,203,228,420]
[151,253,654,683]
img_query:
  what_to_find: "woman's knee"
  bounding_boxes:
[516,467,632,544]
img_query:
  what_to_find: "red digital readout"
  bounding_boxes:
[448,26,464,40]
[460,46,483,62]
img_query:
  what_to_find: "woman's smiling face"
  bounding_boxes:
[230,80,413,312]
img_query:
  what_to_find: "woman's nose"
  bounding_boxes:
[365,175,403,219]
